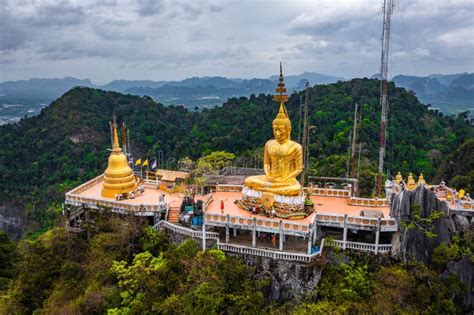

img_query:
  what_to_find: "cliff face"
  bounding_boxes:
[391,185,451,262]
[236,253,322,302]
[391,185,473,310]
[0,205,23,241]
[165,228,322,302]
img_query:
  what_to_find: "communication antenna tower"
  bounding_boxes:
[300,82,310,184]
[376,0,394,196]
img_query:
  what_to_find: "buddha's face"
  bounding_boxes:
[273,123,290,142]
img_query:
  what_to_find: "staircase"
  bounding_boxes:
[167,207,180,223]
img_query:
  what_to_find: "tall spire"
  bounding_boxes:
[112,124,121,151]
[272,62,291,127]
[273,62,289,103]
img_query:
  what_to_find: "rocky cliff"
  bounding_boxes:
[391,185,473,310]
[0,205,23,241]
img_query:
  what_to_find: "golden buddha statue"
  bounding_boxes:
[101,120,137,198]
[244,64,303,197]
[407,173,416,190]
[395,171,403,184]
[417,173,426,185]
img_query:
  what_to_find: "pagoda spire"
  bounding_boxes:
[273,62,289,104]
[112,121,121,152]
[102,119,137,198]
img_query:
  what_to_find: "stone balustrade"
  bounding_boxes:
[205,212,311,237]
[217,243,322,263]
[349,197,389,207]
[315,212,397,231]
[215,184,244,192]
[154,220,220,240]
[155,220,324,262]
[309,188,351,198]
[325,239,391,254]
[66,174,105,195]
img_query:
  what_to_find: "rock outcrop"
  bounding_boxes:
[233,253,322,302]
[0,205,23,240]
[391,185,473,311]
[391,185,451,262]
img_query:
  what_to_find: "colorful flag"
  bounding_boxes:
[142,159,149,168]
[135,158,142,166]
[151,159,157,170]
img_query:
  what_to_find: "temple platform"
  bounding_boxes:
[65,174,204,215]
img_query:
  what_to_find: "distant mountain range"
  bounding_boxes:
[0,72,343,123]
[391,73,474,114]
[1,72,472,125]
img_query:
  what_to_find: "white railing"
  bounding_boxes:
[205,212,312,236]
[449,200,474,212]
[154,220,219,240]
[217,242,322,263]
[65,174,105,195]
[325,239,391,254]
[154,220,324,262]
[315,212,397,231]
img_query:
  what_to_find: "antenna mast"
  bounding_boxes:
[376,0,394,196]
[300,82,310,184]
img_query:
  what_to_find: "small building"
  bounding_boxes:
[156,169,190,192]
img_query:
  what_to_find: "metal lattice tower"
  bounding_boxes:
[377,0,394,196]
[300,82,310,184]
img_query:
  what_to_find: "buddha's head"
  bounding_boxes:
[273,102,291,143]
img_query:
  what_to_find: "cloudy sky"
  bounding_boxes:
[1,0,473,84]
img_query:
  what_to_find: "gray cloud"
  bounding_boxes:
[0,0,472,83]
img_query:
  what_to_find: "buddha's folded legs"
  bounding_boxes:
[245,175,301,196]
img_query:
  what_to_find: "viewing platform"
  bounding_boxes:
[64,174,194,216]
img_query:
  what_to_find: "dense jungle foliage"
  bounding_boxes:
[0,79,472,235]
[0,216,470,314]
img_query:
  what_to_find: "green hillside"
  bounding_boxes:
[0,79,472,234]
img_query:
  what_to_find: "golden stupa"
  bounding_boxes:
[244,63,303,196]
[101,121,137,198]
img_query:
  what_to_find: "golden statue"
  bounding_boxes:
[417,173,426,185]
[395,171,403,184]
[101,120,137,198]
[244,63,303,196]
[407,173,416,190]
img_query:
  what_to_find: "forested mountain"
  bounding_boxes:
[0,79,472,236]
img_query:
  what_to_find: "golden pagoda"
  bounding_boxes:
[101,121,137,198]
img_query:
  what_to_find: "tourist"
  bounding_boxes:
[271,234,277,248]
